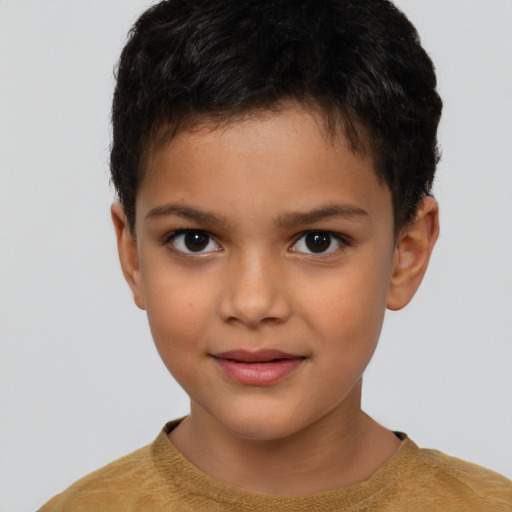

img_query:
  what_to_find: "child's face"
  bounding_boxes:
[125,106,399,440]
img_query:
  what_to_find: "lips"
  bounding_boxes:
[212,349,305,385]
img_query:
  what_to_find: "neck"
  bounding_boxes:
[169,381,401,495]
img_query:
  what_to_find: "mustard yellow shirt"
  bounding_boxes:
[39,420,512,512]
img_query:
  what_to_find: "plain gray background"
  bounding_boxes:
[1,1,511,510]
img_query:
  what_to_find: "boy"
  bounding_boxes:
[39,0,511,510]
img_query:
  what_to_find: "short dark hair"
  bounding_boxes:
[111,0,442,232]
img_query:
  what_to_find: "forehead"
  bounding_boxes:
[145,101,371,175]
[137,105,391,232]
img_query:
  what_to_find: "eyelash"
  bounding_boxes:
[290,231,352,255]
[162,229,352,256]
[162,229,221,255]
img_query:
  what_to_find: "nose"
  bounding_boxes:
[218,252,291,328]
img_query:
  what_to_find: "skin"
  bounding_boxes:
[112,105,439,495]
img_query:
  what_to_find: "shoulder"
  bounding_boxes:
[38,421,189,512]
[396,441,512,511]
[38,444,161,511]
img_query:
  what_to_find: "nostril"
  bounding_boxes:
[223,314,283,329]
[218,267,292,327]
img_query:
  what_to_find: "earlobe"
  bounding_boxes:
[387,197,439,311]
[111,203,146,310]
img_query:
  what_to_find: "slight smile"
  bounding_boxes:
[212,350,306,386]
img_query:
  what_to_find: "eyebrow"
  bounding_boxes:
[276,205,369,228]
[145,204,230,227]
[145,203,369,229]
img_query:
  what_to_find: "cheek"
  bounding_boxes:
[302,256,391,352]
[142,270,215,360]
[314,264,388,312]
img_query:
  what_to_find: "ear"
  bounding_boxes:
[111,203,146,310]
[387,197,439,311]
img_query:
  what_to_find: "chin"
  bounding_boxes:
[213,403,314,442]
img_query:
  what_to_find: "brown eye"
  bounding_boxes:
[184,231,209,251]
[292,231,346,254]
[170,230,219,254]
[305,232,331,252]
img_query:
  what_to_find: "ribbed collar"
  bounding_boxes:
[151,419,419,511]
